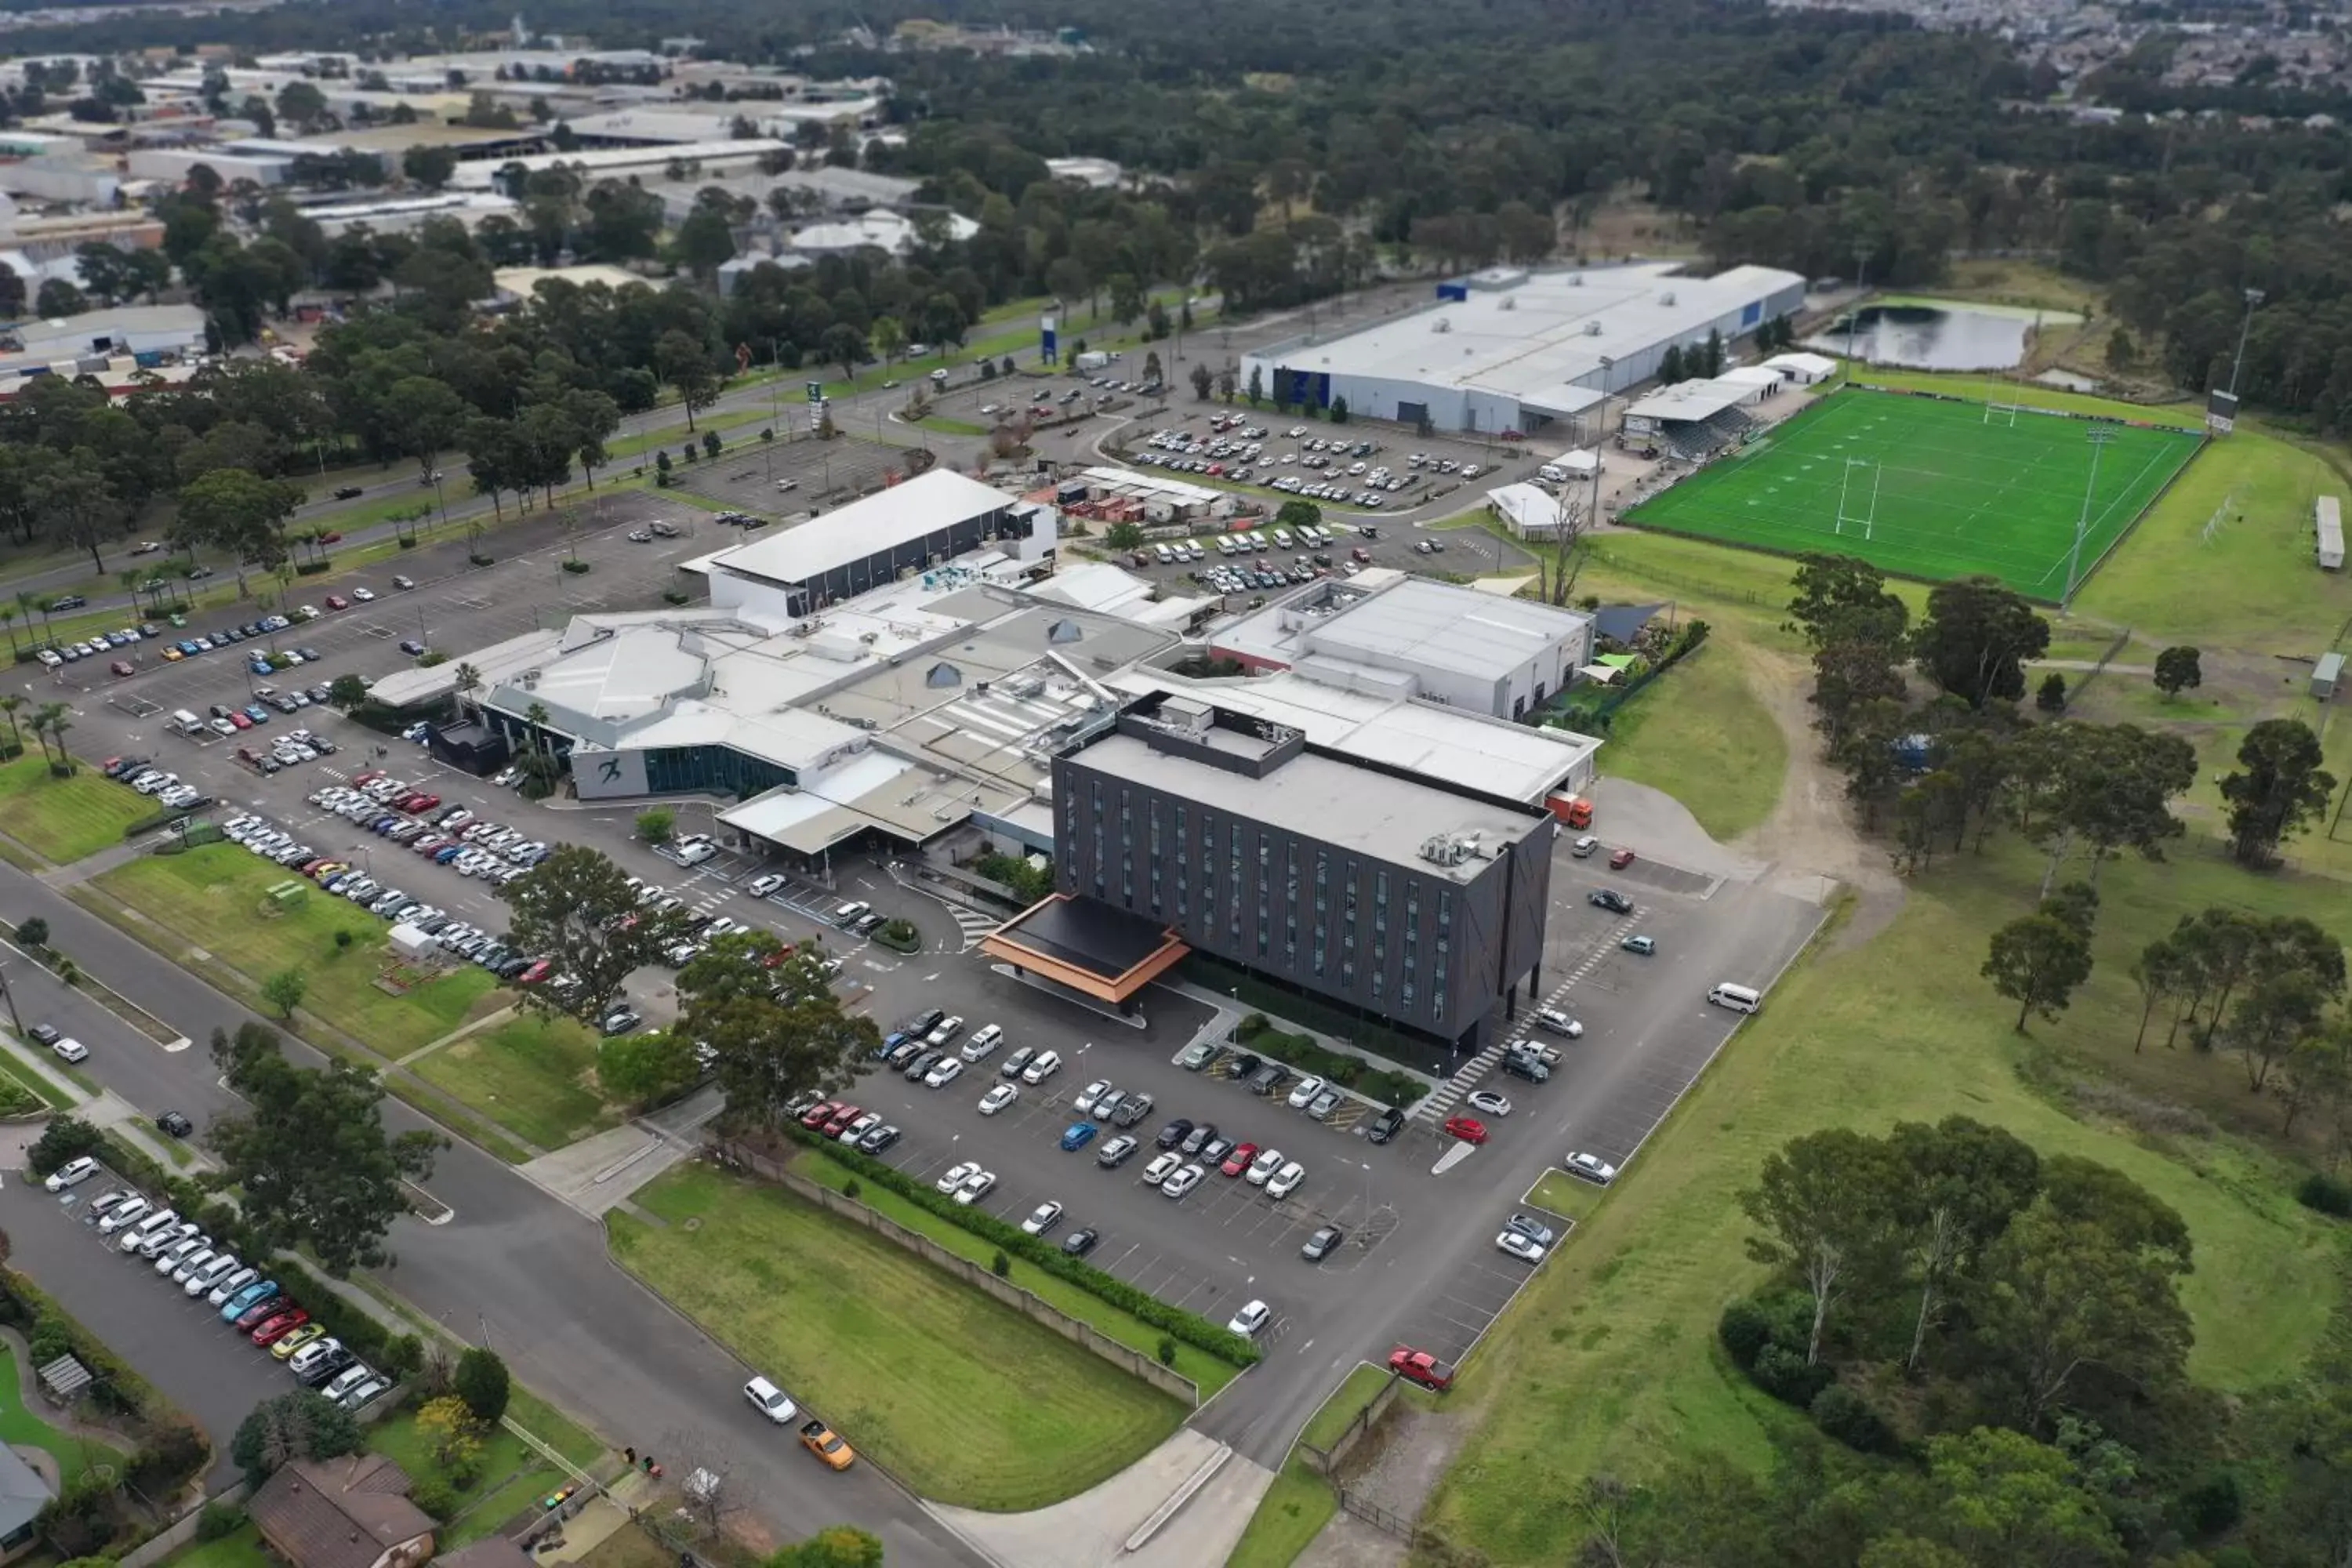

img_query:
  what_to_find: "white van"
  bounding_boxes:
[1272,528,1294,549]
[1153,543,1174,564]
[1708,982,1762,1014]
[169,709,203,736]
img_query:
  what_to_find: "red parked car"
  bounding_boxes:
[798,1100,843,1131]
[1220,1141,1260,1178]
[250,1307,311,1345]
[1442,1116,1490,1145]
[324,594,350,611]
[1609,848,1637,869]
[401,793,440,813]
[351,769,383,787]
[515,960,552,985]
[236,1297,294,1331]
[820,1104,863,1138]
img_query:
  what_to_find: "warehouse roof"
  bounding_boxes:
[710,470,1014,587]
[1304,576,1589,681]
[1254,262,1802,413]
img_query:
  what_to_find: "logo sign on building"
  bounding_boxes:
[1040,312,1058,365]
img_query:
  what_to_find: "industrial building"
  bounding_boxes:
[991,691,1555,1046]
[1208,573,1594,722]
[697,469,1058,620]
[1242,261,1806,437]
[0,303,204,383]
[448,140,789,192]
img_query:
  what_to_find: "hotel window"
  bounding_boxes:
[1374,870,1389,934]
[1436,890,1452,956]
[1229,823,1244,938]
[1432,979,1447,1020]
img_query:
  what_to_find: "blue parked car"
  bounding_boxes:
[220,1279,278,1322]
[176,640,199,655]
[243,704,270,724]
[434,846,463,863]
[249,657,272,677]
[1059,1121,1097,1152]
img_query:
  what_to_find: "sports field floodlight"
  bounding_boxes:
[2063,427,2120,610]
[2227,286,2266,399]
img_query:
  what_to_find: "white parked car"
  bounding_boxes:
[1265,1161,1306,1200]
[1565,1151,1617,1185]
[1285,1075,1326,1109]
[744,1376,797,1424]
[1535,1007,1583,1037]
[1073,1080,1109,1113]
[935,1160,981,1195]
[960,1023,1004,1062]
[924,1057,964,1089]
[953,1168,996,1206]
[1495,1229,1548,1264]
[42,1156,100,1192]
[1244,1148,1284,1186]
[1160,1163,1206,1199]
[1021,1049,1062,1085]
[978,1083,1018,1115]
[1227,1299,1272,1338]
[746,873,785,898]
[1140,1151,1182,1185]
[1019,1200,1063,1236]
[1466,1090,1514,1118]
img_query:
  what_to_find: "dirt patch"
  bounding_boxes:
[1326,1396,1471,1535]
[1731,644,1906,951]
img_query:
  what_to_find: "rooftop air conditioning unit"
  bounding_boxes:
[1432,318,1451,333]
[1584,321,1602,336]
[1660,291,1676,307]
[1500,297,1515,310]
[1570,274,1584,286]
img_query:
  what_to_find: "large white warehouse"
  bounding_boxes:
[1243,261,1806,437]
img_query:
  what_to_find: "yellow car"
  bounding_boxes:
[798,1418,855,1471]
[161,647,184,662]
[270,1323,326,1361]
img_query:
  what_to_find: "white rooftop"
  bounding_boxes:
[1488,482,1564,536]
[1262,262,1801,416]
[1306,576,1591,681]
[448,140,786,189]
[1623,376,1761,425]
[1108,665,1599,807]
[711,470,1015,587]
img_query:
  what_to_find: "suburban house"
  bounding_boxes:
[248,1455,436,1568]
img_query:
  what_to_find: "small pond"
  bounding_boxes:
[1802,302,2073,372]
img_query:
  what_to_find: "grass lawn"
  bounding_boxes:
[0,753,156,863]
[1586,641,1784,842]
[367,1401,564,1548]
[1626,387,2203,597]
[1224,1461,1337,1568]
[0,1339,125,1489]
[0,1050,71,1112]
[412,1011,619,1152]
[1299,1363,1391,1453]
[96,844,501,1058]
[790,1145,1242,1398]
[162,1522,273,1568]
[505,1384,608,1470]
[1523,1168,1599,1225]
[609,1163,1186,1510]
[2071,425,2352,653]
[916,415,989,437]
[1842,364,2205,429]
[1419,838,2349,1566]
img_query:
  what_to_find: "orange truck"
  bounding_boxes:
[799,1417,856,1470]
[1548,793,1595,829]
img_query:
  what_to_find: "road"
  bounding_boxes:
[0,860,989,1566]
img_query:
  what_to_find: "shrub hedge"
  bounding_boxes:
[777,1124,1260,1369]
[2296,1170,2352,1218]
[1235,1016,1422,1108]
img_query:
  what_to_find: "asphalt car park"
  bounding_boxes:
[0,1171,315,1486]
[672,434,913,519]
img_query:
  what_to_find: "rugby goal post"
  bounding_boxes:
[1835,456,1882,540]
